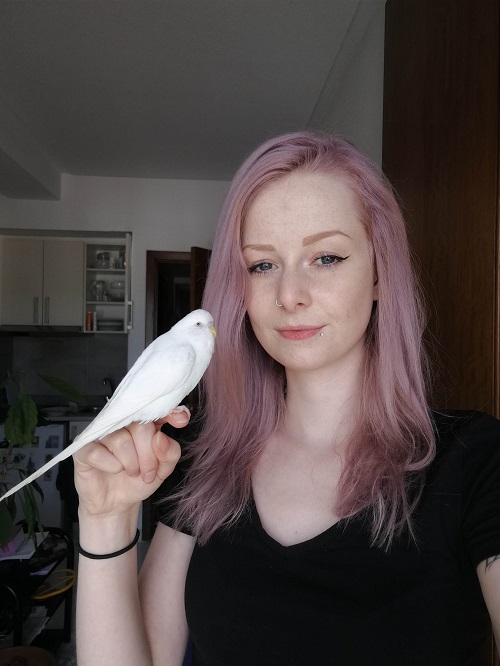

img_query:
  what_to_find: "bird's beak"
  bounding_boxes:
[210,326,216,337]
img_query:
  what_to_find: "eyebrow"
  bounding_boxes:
[242,230,351,252]
[303,230,352,245]
[241,243,275,252]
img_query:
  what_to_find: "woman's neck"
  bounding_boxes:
[280,364,363,453]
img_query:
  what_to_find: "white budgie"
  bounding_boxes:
[0,309,216,502]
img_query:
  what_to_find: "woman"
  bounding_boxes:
[75,132,500,665]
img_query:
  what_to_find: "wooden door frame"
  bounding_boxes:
[143,250,189,540]
[145,250,190,346]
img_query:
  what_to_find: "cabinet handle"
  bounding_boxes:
[44,296,50,324]
[33,297,39,324]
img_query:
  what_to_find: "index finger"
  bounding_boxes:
[155,405,191,429]
[127,421,180,484]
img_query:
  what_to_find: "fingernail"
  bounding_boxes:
[171,405,189,415]
[169,407,190,422]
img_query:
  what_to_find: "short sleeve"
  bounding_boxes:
[459,412,500,567]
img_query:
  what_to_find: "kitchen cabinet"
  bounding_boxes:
[84,233,131,333]
[0,238,84,327]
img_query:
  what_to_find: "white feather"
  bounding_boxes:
[0,309,215,502]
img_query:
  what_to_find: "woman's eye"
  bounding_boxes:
[248,261,274,274]
[314,254,349,267]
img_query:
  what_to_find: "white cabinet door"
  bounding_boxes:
[43,240,84,326]
[0,238,85,327]
[0,238,44,325]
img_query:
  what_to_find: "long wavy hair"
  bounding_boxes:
[172,131,435,549]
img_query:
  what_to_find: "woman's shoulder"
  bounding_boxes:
[432,409,500,441]
[430,409,500,468]
[427,411,500,568]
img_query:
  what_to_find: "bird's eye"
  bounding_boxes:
[196,322,202,326]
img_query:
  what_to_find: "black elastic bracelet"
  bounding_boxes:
[77,529,140,560]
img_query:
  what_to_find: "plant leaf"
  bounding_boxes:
[20,485,40,542]
[0,501,14,547]
[23,457,44,501]
[5,393,38,447]
[6,495,17,522]
[31,478,45,503]
[38,374,86,405]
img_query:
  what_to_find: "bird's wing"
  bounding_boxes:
[0,343,197,502]
[77,342,197,440]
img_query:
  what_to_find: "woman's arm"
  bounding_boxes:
[75,413,189,665]
[140,523,196,666]
[76,509,152,664]
[477,556,500,651]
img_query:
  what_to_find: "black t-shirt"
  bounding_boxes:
[159,411,500,665]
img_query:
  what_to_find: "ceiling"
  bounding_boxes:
[0,0,384,199]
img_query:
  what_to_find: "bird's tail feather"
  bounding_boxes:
[0,429,95,502]
[0,411,155,502]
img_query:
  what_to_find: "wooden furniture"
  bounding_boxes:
[0,238,84,327]
[0,232,132,333]
[383,0,499,416]
[383,1,500,662]
[0,528,74,652]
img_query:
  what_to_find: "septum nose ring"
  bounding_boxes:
[275,299,283,307]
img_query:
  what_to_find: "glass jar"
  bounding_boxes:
[118,248,126,269]
[95,251,111,269]
[91,280,107,301]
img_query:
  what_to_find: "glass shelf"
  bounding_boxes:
[84,237,131,334]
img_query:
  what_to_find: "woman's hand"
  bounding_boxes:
[74,407,189,519]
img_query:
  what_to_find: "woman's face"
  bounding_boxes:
[241,170,378,376]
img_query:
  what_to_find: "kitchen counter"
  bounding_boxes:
[40,406,101,423]
[43,414,95,422]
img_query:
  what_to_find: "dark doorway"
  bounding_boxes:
[145,250,190,346]
[145,247,210,345]
[142,247,210,540]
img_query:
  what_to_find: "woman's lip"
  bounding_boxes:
[277,326,324,340]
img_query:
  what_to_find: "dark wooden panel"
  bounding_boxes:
[143,248,209,540]
[383,0,500,415]
[145,250,190,345]
[190,245,211,311]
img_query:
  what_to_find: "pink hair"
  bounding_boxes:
[172,131,435,548]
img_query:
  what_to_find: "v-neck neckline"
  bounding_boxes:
[250,497,349,555]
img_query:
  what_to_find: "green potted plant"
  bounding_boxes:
[0,374,86,549]
[0,388,42,548]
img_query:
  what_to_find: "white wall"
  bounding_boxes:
[310,1,386,165]
[0,175,230,364]
[331,3,385,165]
[0,3,386,366]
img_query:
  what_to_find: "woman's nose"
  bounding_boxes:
[276,268,311,310]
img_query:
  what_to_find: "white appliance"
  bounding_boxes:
[0,423,66,529]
